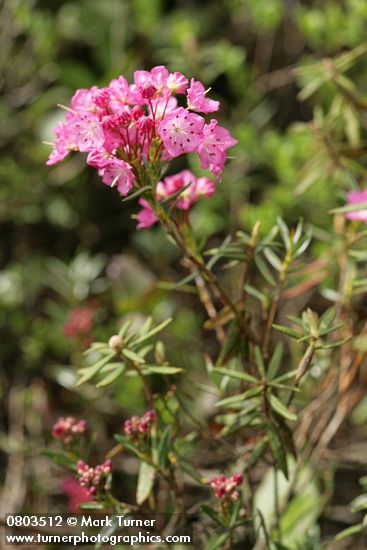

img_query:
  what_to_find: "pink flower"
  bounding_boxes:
[166,72,188,94]
[139,410,157,433]
[70,86,98,112]
[346,190,367,222]
[124,416,140,436]
[198,119,237,178]
[108,76,135,112]
[187,79,220,113]
[136,170,216,230]
[158,170,215,210]
[136,199,158,230]
[77,459,112,496]
[86,149,112,169]
[63,307,94,339]
[124,410,157,435]
[62,477,93,512]
[69,112,105,152]
[210,472,243,502]
[134,66,170,99]
[150,96,177,121]
[99,158,134,196]
[52,417,87,445]
[158,108,204,157]
[46,122,78,166]
[92,88,111,109]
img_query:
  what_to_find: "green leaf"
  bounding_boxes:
[216,387,263,408]
[213,367,258,384]
[255,255,276,286]
[204,533,230,550]
[157,426,172,469]
[201,505,226,527]
[264,248,282,271]
[267,424,288,478]
[180,460,205,484]
[134,318,172,345]
[77,351,115,385]
[277,217,291,252]
[335,523,364,540]
[122,185,152,202]
[136,461,155,505]
[273,369,298,383]
[267,343,284,380]
[114,435,143,459]
[330,202,367,215]
[79,502,105,510]
[351,494,367,513]
[254,347,266,377]
[42,450,76,470]
[122,348,145,364]
[269,394,297,422]
[272,324,302,339]
[229,499,242,528]
[142,365,183,375]
[96,365,126,387]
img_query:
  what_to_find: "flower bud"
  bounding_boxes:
[138,83,157,100]
[109,334,122,350]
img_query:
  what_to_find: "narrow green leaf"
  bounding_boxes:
[122,348,145,364]
[204,533,230,550]
[264,248,282,271]
[134,318,172,345]
[254,346,266,377]
[277,217,291,252]
[201,505,225,527]
[269,394,297,422]
[77,352,115,385]
[122,185,152,202]
[142,365,182,375]
[335,523,364,541]
[43,450,76,470]
[330,202,367,215]
[157,426,172,470]
[96,365,126,387]
[272,324,302,339]
[216,387,263,408]
[213,367,258,384]
[79,502,105,510]
[267,343,284,380]
[255,255,276,286]
[267,425,288,478]
[114,435,143,459]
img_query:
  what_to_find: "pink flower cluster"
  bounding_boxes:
[52,417,87,445]
[47,66,237,198]
[63,307,94,339]
[346,190,367,223]
[76,459,112,496]
[137,169,215,229]
[210,473,243,502]
[124,410,157,436]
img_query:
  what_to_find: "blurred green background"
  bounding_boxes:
[2,0,367,521]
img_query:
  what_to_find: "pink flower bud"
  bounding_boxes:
[135,116,154,132]
[139,83,157,100]
[93,88,110,109]
[131,105,145,120]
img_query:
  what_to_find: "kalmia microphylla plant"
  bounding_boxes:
[47,58,367,548]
